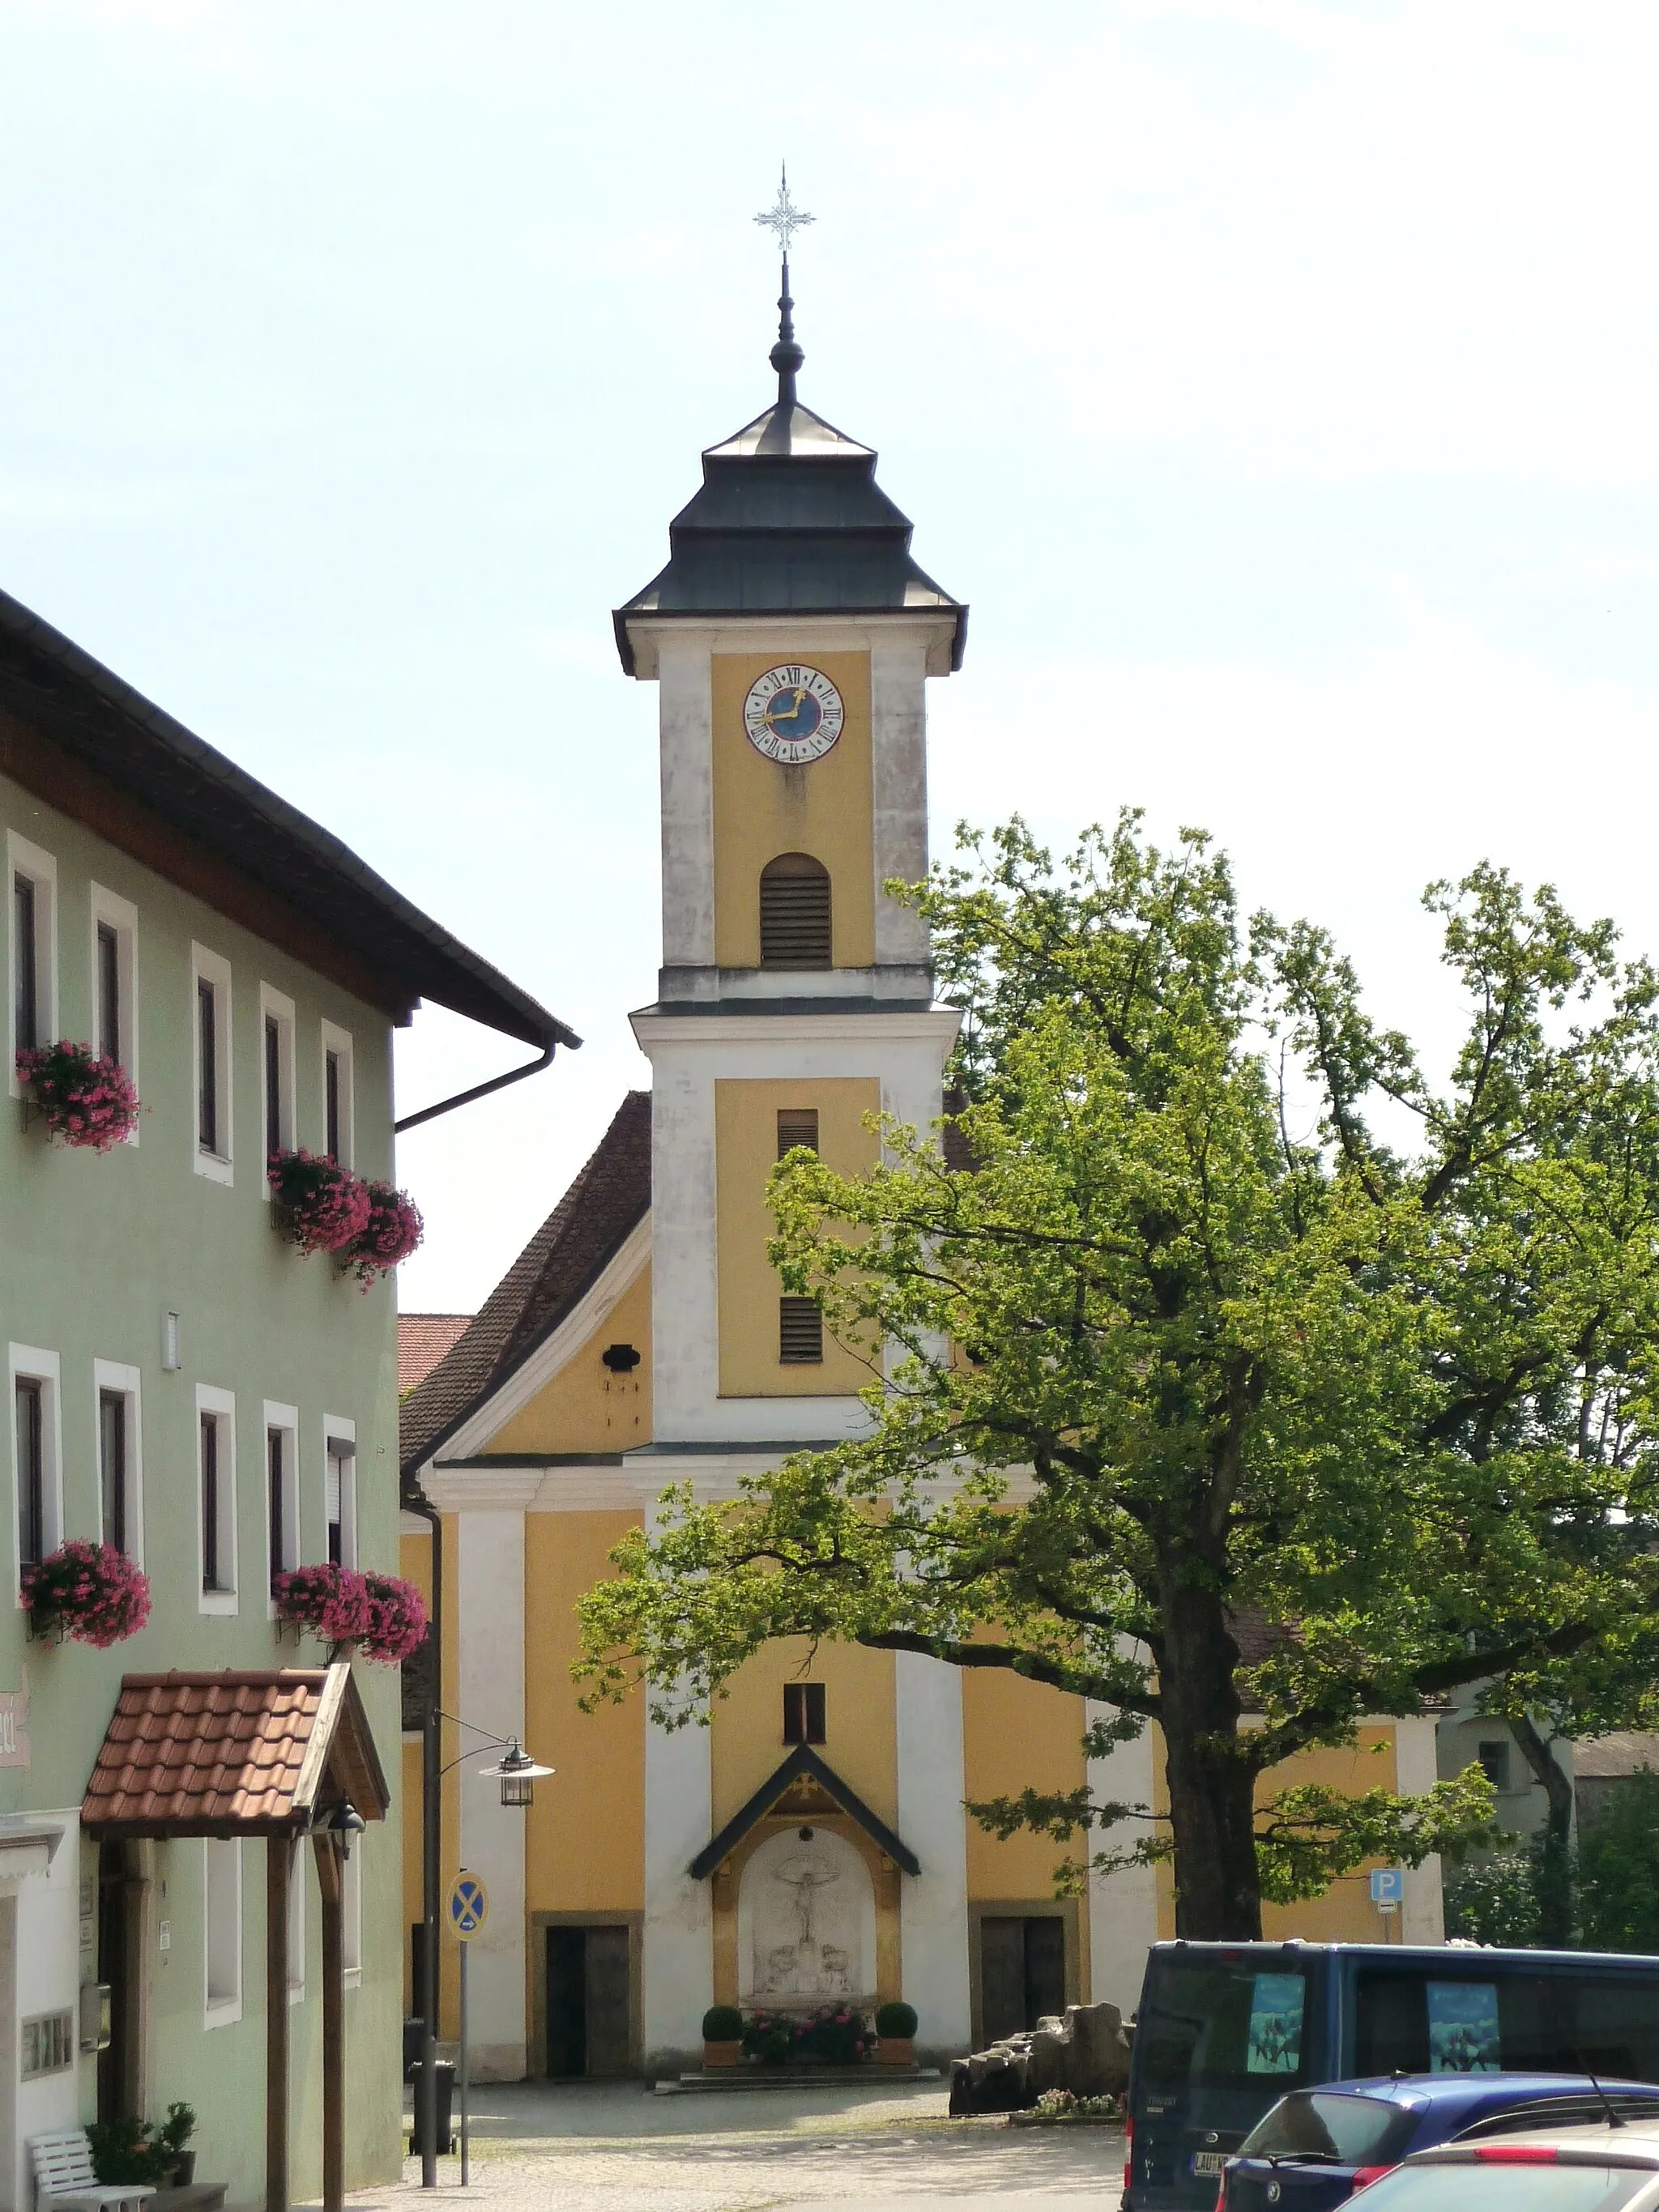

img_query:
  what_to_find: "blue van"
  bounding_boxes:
[1125,1941,1659,2210]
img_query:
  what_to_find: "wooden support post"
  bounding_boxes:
[266,1836,291,2212]
[314,1831,345,2212]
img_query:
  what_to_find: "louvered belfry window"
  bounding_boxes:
[778,1297,824,1364]
[777,1107,820,1160]
[760,852,832,969]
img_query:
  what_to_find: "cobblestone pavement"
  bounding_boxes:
[335,2081,1124,2212]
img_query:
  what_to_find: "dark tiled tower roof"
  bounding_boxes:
[613,267,965,672]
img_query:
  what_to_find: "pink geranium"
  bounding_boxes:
[273,1562,373,1645]
[267,1149,373,1255]
[23,1541,151,1647]
[346,1181,424,1285]
[16,1042,140,1150]
[360,1572,429,1664]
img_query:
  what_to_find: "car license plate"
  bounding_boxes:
[1192,2152,1228,2176]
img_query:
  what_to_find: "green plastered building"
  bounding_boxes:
[0,587,574,2209]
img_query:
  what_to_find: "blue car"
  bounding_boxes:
[1218,2075,1659,2210]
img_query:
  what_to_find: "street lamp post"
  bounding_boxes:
[414,1710,553,2186]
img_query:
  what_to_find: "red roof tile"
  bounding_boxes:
[398,1314,472,1396]
[82,1667,389,1837]
[399,1091,650,1480]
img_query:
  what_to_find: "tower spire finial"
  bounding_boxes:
[753,164,813,410]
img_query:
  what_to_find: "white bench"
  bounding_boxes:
[28,2129,156,2212]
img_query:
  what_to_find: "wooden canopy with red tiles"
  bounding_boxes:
[82,1664,390,1839]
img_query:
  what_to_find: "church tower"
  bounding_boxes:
[616,211,973,2060]
[616,233,966,1452]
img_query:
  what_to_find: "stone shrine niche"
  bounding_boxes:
[737,1826,876,2010]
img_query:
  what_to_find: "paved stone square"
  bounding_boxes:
[337,2081,1125,2211]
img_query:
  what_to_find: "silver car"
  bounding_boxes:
[1346,2121,1659,2209]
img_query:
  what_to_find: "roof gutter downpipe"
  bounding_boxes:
[394,1029,574,1137]
[407,1487,444,2189]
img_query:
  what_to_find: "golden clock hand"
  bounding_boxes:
[763,685,811,728]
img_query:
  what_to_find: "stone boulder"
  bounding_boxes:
[948,2000,1132,2115]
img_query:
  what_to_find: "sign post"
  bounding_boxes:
[1371,1865,1405,1941]
[447,1872,488,2184]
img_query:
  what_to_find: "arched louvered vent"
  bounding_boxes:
[759,852,832,969]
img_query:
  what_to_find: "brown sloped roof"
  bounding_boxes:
[82,1665,389,1839]
[1573,1731,1659,1779]
[399,1090,652,1481]
[398,1314,472,1396]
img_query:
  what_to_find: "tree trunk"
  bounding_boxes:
[1508,1714,1576,1947]
[1159,1579,1264,1937]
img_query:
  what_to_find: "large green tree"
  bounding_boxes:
[578,816,1659,1937]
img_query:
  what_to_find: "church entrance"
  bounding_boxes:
[544,1924,632,2078]
[978,1915,1068,2044]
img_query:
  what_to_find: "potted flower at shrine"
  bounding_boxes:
[15,1042,139,1150]
[702,2005,743,2069]
[267,1148,372,1259]
[23,1541,151,1647]
[874,2001,917,2065]
[272,1562,372,1652]
[360,1572,429,1664]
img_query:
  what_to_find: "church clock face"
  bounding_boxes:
[743,664,844,765]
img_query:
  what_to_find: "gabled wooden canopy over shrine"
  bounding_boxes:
[82,1667,390,2212]
[689,1743,921,1879]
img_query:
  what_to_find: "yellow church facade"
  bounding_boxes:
[397,269,1444,2081]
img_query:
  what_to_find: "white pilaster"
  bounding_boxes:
[658,638,714,971]
[1085,1706,1159,2015]
[642,1709,713,2069]
[456,1510,527,2079]
[869,634,932,970]
[894,1652,970,2054]
[1395,1715,1448,1946]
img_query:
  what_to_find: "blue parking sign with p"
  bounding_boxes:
[449,1872,488,1939]
[1371,1866,1405,1907]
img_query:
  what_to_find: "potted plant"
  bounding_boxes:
[267,1148,372,1258]
[157,2102,197,2184]
[360,1572,429,1664]
[15,1041,139,1149]
[740,2010,794,2067]
[273,1562,373,1651]
[23,1541,151,1647]
[702,2005,744,2068]
[345,1179,424,1284]
[874,2001,917,2065]
[793,2005,869,2065]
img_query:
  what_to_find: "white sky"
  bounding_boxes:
[2,2,1656,1311]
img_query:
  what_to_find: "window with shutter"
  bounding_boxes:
[777,1107,819,1160]
[783,1682,827,1744]
[778,1297,824,1364]
[759,853,832,969]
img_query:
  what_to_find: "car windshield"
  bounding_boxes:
[1351,2167,1655,2212]
[1138,1962,1312,2093]
[1242,2091,1416,2166]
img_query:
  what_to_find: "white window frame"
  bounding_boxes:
[262,1400,300,1617]
[323,1416,356,1571]
[92,1360,143,1566]
[288,1839,305,2003]
[191,943,233,1185]
[88,885,139,1142]
[195,1384,238,1615]
[203,1838,243,2026]
[258,984,296,1193]
[319,1020,355,1168]
[7,1345,62,1597]
[343,1841,362,1988]
[7,833,58,1098]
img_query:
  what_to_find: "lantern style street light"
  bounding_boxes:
[414,1712,554,2184]
[476,1738,554,1808]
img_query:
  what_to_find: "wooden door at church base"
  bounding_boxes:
[979,1915,1067,2046]
[546,1924,632,2077]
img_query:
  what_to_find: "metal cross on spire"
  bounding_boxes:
[754,164,814,255]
